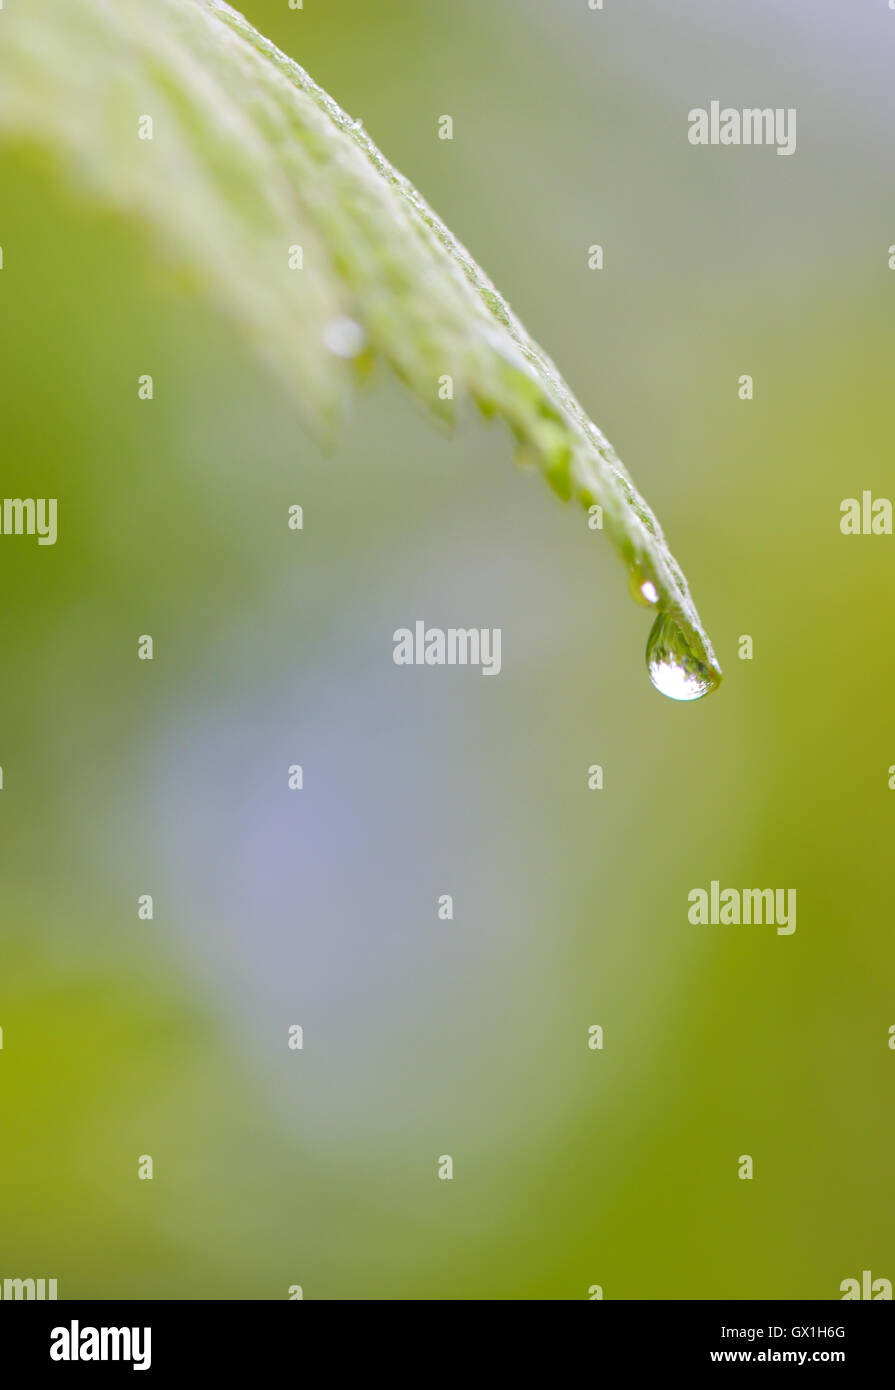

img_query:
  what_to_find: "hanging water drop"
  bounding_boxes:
[646,611,720,702]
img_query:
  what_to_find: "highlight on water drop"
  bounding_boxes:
[646,611,720,702]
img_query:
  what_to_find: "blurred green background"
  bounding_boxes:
[0,0,893,1299]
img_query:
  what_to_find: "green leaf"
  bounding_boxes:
[0,0,721,694]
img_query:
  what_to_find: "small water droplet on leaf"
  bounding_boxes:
[628,564,659,607]
[322,316,365,358]
[646,612,720,702]
[513,440,538,472]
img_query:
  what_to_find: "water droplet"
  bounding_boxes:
[512,440,538,472]
[628,564,659,607]
[322,316,365,359]
[646,612,719,702]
